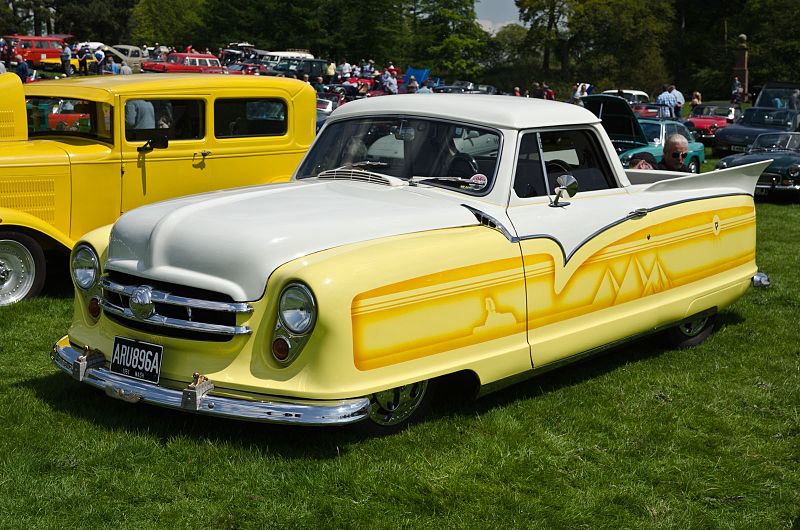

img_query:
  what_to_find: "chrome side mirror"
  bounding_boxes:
[549,174,578,208]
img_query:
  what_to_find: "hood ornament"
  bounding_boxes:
[129,286,155,319]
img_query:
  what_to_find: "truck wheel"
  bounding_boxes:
[0,232,46,306]
[688,157,700,174]
[665,314,716,348]
[355,380,434,435]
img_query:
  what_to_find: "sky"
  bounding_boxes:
[475,0,522,34]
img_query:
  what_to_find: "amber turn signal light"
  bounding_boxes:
[88,296,101,320]
[272,337,291,362]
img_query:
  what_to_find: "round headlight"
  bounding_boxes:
[278,283,316,335]
[788,164,800,178]
[716,160,728,169]
[71,245,99,290]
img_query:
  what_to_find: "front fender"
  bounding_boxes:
[0,206,73,250]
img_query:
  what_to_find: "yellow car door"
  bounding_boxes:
[119,95,212,213]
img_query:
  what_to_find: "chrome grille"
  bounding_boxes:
[100,272,252,341]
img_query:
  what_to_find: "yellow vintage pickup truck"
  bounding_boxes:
[0,72,316,305]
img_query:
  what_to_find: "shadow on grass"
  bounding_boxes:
[20,309,747,452]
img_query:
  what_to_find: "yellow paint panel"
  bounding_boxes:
[352,197,757,371]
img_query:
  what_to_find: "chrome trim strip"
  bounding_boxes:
[101,278,253,314]
[50,341,371,426]
[461,204,519,243]
[100,299,252,336]
[755,183,800,190]
[517,193,749,265]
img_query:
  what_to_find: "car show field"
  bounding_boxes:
[0,199,797,527]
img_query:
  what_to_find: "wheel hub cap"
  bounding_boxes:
[368,381,429,426]
[0,240,36,306]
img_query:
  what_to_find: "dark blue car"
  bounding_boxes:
[714,107,800,156]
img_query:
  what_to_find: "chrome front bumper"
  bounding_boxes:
[50,338,370,426]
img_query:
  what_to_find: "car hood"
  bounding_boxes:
[106,180,479,301]
[582,95,648,149]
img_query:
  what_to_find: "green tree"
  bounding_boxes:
[52,0,137,43]
[516,0,572,73]
[413,0,487,78]
[131,0,204,47]
[566,0,672,94]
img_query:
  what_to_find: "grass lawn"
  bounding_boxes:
[0,202,798,528]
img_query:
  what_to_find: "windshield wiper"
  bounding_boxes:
[409,175,488,190]
[349,161,389,169]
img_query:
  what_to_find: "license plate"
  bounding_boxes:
[731,145,748,152]
[754,187,769,196]
[110,336,163,384]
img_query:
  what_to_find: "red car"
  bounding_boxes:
[683,104,743,145]
[2,34,70,67]
[142,53,224,73]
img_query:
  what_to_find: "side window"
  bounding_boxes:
[539,129,617,192]
[50,41,62,49]
[125,99,205,141]
[513,133,547,198]
[34,40,48,49]
[214,98,287,138]
[132,49,140,58]
[20,40,31,49]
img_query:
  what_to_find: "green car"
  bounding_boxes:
[583,94,705,173]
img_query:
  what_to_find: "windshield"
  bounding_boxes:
[741,108,796,129]
[640,122,662,144]
[296,117,501,195]
[755,87,798,108]
[26,97,113,143]
[750,132,800,151]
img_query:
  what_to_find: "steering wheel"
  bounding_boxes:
[545,159,571,176]
[447,153,479,178]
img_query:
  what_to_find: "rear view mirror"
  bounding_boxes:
[137,134,169,153]
[392,126,416,141]
[549,174,578,208]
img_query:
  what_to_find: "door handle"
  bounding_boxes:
[628,208,649,219]
[200,150,212,157]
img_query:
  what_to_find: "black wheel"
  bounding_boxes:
[353,380,434,435]
[0,231,46,306]
[447,153,479,178]
[67,64,76,76]
[664,313,716,348]
[688,157,700,174]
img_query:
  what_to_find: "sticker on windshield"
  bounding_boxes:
[469,173,488,190]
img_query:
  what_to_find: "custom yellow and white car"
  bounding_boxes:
[51,95,769,431]
[0,72,315,305]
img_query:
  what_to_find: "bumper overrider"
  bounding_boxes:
[50,337,370,426]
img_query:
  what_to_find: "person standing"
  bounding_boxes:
[385,71,398,94]
[691,91,702,109]
[656,85,677,118]
[77,46,90,75]
[120,61,132,75]
[94,47,105,75]
[15,55,29,83]
[340,58,351,80]
[672,85,685,117]
[60,44,72,76]
[531,82,545,98]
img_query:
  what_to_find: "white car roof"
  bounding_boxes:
[603,89,649,97]
[329,94,601,130]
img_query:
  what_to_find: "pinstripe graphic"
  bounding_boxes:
[352,201,756,370]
